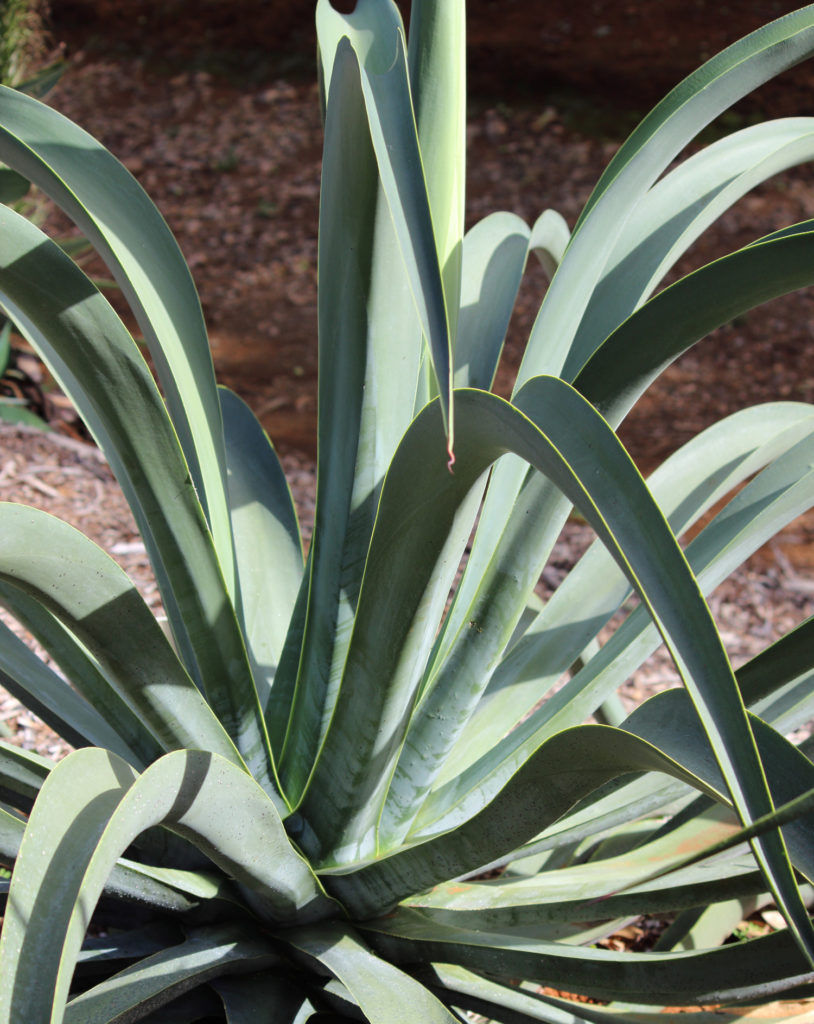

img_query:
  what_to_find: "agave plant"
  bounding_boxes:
[1,1,814,1020]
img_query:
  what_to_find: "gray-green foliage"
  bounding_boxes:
[0,1,814,1020]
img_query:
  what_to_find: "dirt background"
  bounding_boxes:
[50,1,814,112]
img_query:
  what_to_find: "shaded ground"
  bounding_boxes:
[52,1,814,115]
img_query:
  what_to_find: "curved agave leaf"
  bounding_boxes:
[438,740,808,955]
[559,420,814,734]
[0,207,277,792]
[397,404,814,812]
[0,747,335,1023]
[297,384,781,889]
[534,4,814,383]
[219,387,303,716]
[0,504,243,765]
[64,925,280,1024]
[0,768,225,917]
[0,204,209,675]
[426,220,814,781]
[577,222,814,417]
[480,703,813,924]
[502,407,814,879]
[0,580,164,769]
[0,613,138,760]
[421,962,814,1024]
[0,749,137,1023]
[624,691,814,881]
[435,423,814,829]
[570,117,814,373]
[529,209,571,280]
[436,30,814,683]
[740,616,814,707]
[441,407,814,778]
[454,212,530,390]
[363,904,813,1009]
[327,721,740,917]
[304,382,809,958]
[441,8,814,724]
[0,85,235,590]
[499,774,693,872]
[408,847,765,933]
[286,921,461,1024]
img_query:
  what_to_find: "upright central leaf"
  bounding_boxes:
[280,4,454,802]
[278,38,379,802]
[408,0,466,429]
[317,0,454,443]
